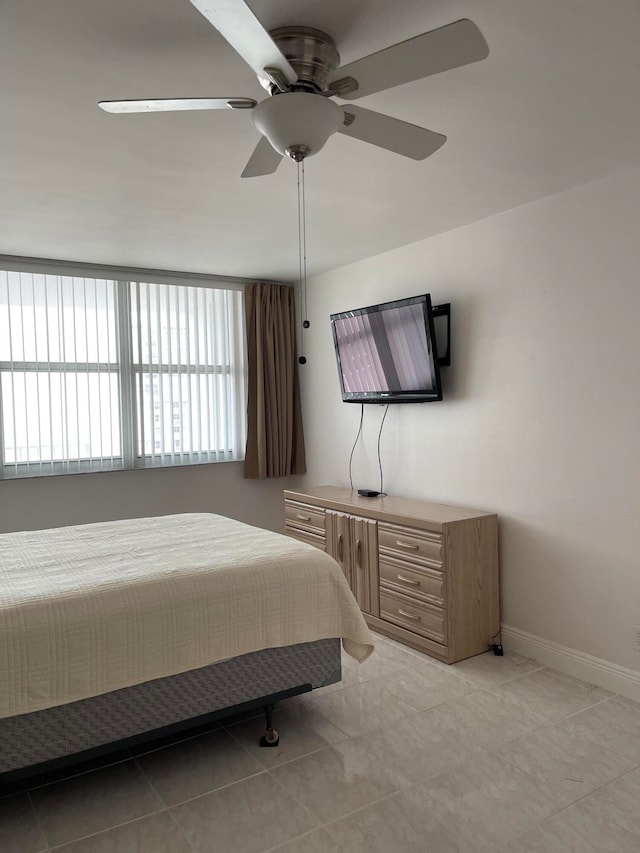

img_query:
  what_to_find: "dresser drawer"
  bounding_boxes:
[285,523,326,551]
[378,522,443,568]
[379,555,445,608]
[284,500,326,536]
[380,588,447,644]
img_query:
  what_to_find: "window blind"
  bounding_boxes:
[0,271,121,476]
[130,282,246,465]
[0,268,247,479]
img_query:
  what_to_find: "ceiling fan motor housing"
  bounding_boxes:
[258,27,340,94]
[251,92,343,159]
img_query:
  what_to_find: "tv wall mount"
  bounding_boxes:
[432,302,451,367]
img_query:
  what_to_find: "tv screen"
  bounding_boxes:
[330,294,443,403]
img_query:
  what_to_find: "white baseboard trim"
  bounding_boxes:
[501,624,640,703]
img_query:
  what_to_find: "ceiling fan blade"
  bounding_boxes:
[98,97,256,113]
[328,19,488,100]
[241,136,283,178]
[188,1,297,89]
[338,106,446,160]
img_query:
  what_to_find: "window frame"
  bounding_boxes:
[0,256,261,480]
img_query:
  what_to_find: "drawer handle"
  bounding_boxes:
[397,574,419,586]
[338,533,344,562]
[398,608,421,621]
[395,540,419,551]
[356,539,362,568]
[296,513,311,521]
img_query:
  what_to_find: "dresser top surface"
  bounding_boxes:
[284,486,496,529]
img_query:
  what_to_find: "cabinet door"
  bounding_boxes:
[350,517,379,616]
[326,510,352,587]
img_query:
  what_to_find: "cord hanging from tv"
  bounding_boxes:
[330,294,450,403]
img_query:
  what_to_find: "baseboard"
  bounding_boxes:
[501,624,640,703]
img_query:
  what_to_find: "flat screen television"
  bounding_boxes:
[331,294,444,404]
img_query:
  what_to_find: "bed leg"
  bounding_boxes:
[259,703,280,747]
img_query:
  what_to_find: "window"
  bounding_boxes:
[131,282,246,467]
[0,266,247,478]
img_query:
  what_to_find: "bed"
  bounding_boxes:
[0,513,373,784]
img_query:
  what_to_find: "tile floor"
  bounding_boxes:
[3,634,640,852]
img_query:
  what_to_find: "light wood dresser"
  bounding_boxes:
[284,486,500,664]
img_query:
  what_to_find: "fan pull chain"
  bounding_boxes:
[301,158,309,328]
[297,159,309,365]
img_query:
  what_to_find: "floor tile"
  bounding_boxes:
[492,717,638,802]
[381,635,441,662]
[373,659,476,711]
[496,799,640,852]
[50,810,192,852]
[326,789,461,853]
[492,668,612,723]
[0,792,47,853]
[270,737,409,824]
[576,766,640,836]
[614,694,640,710]
[267,827,337,852]
[8,640,637,852]
[171,772,316,853]
[341,639,417,681]
[30,760,163,848]
[410,751,569,850]
[135,727,263,806]
[447,650,544,688]
[566,697,640,762]
[411,685,549,751]
[227,697,348,768]
[347,711,483,786]
[301,678,415,738]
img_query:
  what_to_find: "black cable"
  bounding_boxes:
[348,404,364,491]
[377,404,390,496]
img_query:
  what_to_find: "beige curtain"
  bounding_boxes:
[244,283,306,479]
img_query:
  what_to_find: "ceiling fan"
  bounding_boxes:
[98,1,489,178]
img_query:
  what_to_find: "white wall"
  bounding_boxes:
[0,462,303,534]
[299,168,640,672]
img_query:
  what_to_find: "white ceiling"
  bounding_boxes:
[2,0,640,281]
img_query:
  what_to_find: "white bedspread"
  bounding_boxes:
[0,513,373,719]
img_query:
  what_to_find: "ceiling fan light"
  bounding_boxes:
[251,92,342,158]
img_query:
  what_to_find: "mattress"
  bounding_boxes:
[0,513,373,719]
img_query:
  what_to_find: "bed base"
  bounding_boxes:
[0,638,341,791]
[0,683,309,794]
